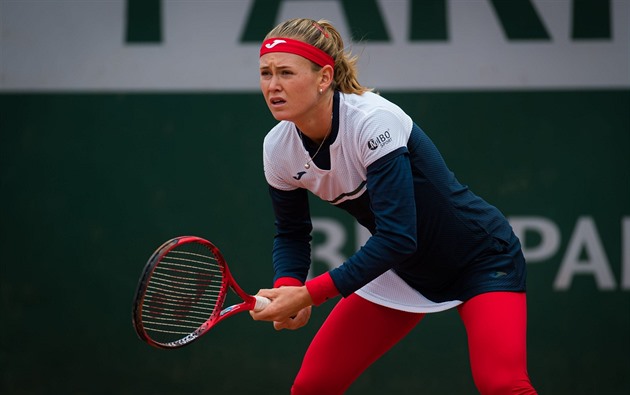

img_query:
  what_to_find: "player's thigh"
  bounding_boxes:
[292,293,424,395]
[458,292,533,394]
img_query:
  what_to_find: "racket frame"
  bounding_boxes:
[132,236,261,349]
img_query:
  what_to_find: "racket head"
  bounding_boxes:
[132,236,229,349]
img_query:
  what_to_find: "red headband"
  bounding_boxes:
[260,37,335,68]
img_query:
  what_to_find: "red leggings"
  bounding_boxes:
[291,292,537,395]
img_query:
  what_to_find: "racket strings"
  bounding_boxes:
[141,243,225,340]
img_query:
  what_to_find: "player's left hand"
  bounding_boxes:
[272,306,312,330]
[250,286,313,330]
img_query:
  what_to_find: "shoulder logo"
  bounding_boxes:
[367,129,392,151]
[293,171,307,180]
[265,39,287,49]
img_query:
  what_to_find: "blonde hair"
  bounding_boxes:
[264,18,372,95]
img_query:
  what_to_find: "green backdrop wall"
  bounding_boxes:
[1,90,628,394]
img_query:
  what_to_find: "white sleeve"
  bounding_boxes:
[263,132,298,191]
[356,108,411,168]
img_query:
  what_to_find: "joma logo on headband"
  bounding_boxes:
[265,39,286,49]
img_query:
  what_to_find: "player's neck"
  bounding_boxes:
[295,93,333,144]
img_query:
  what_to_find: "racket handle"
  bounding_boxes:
[253,295,271,311]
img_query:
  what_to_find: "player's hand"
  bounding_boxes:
[250,286,313,330]
[272,306,312,330]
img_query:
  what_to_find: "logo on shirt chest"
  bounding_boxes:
[367,129,392,150]
[293,171,307,180]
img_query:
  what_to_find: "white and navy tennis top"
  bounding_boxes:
[263,91,526,310]
[264,91,412,203]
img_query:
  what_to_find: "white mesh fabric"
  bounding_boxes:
[356,270,462,313]
[263,92,413,204]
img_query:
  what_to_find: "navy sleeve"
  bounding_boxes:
[329,148,418,296]
[268,186,312,284]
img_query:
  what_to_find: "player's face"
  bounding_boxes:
[260,52,322,123]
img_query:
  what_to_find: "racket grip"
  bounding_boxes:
[253,295,271,311]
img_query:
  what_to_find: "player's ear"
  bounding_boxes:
[319,64,334,92]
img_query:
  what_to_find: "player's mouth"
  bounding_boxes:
[269,97,286,107]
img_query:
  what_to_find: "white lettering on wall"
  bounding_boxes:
[553,216,616,290]
[510,216,561,263]
[311,215,630,291]
[0,0,628,91]
[309,218,347,277]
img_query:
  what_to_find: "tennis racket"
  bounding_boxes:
[132,236,270,349]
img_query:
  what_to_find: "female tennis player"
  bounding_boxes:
[251,18,538,395]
